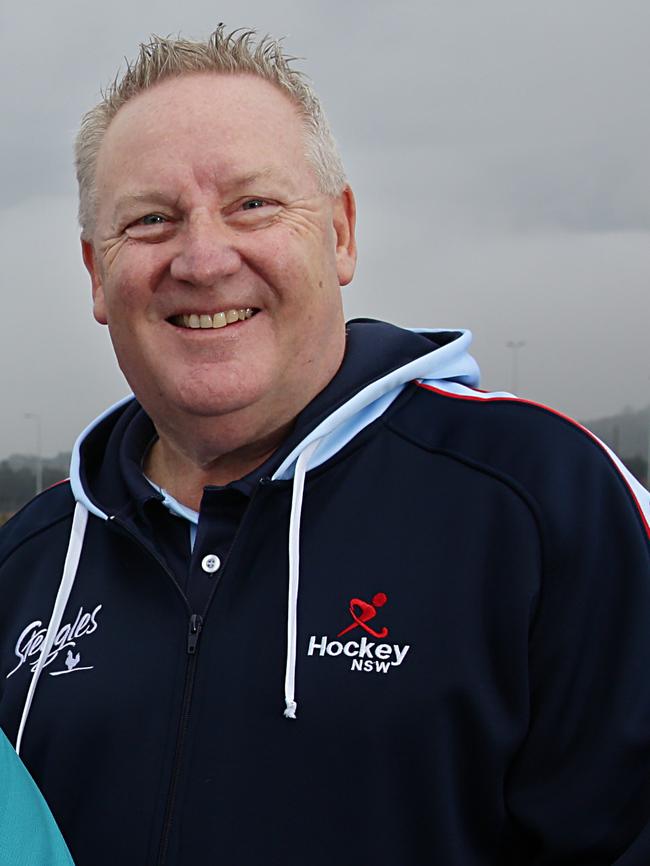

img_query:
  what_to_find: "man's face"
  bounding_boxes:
[83,73,356,434]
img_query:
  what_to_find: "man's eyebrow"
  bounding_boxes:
[227,169,273,185]
[219,167,295,190]
[110,170,294,222]
[111,191,177,215]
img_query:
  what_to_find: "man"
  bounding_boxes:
[1,25,649,866]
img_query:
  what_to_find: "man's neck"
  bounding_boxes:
[143,419,293,512]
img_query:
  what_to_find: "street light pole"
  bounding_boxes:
[506,340,526,394]
[24,413,43,495]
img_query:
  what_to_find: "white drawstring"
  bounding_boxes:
[284,439,321,720]
[16,502,89,755]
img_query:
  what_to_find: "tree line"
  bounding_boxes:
[0,461,68,521]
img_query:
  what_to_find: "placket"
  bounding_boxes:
[187,486,250,613]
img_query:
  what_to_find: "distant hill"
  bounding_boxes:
[582,406,649,461]
[5,452,70,474]
[581,406,648,485]
[0,452,70,520]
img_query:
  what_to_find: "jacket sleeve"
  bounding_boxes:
[0,727,75,866]
[503,433,650,864]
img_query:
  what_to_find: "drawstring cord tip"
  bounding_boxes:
[284,699,297,719]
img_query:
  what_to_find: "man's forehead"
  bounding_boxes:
[92,74,317,219]
[105,72,302,139]
[97,74,308,176]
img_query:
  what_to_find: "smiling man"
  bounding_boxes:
[82,71,354,506]
[1,26,650,866]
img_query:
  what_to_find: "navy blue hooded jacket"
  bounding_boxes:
[1,321,649,865]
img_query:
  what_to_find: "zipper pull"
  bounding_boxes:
[187,614,203,654]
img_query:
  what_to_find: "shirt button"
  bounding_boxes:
[201,554,221,574]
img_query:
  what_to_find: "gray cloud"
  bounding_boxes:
[1,0,648,456]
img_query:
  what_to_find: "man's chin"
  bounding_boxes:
[143,382,268,425]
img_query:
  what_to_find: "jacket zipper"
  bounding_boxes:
[156,613,203,866]
[110,484,270,863]
[108,517,203,866]
[186,613,203,654]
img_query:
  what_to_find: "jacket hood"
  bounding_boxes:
[69,320,479,519]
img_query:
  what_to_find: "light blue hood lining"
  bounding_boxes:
[69,394,134,520]
[273,328,478,480]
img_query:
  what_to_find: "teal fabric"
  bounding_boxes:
[0,728,74,865]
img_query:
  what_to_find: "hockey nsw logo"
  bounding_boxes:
[307,593,410,674]
[6,604,103,680]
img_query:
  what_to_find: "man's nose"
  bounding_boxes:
[170,215,242,286]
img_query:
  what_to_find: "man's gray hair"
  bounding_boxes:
[75,25,347,239]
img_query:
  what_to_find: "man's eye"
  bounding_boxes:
[241,199,267,211]
[140,214,166,225]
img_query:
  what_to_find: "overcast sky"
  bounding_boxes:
[1,0,648,458]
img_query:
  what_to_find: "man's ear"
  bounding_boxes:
[81,239,108,325]
[333,186,357,287]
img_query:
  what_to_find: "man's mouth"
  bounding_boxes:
[169,308,257,330]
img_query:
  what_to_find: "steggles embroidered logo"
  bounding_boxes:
[307,593,410,674]
[6,605,102,679]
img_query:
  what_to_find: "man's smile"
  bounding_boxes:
[168,308,257,329]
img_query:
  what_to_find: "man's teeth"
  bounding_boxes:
[176,308,254,329]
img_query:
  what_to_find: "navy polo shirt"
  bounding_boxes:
[117,409,275,612]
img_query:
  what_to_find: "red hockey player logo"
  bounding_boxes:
[337,593,389,639]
